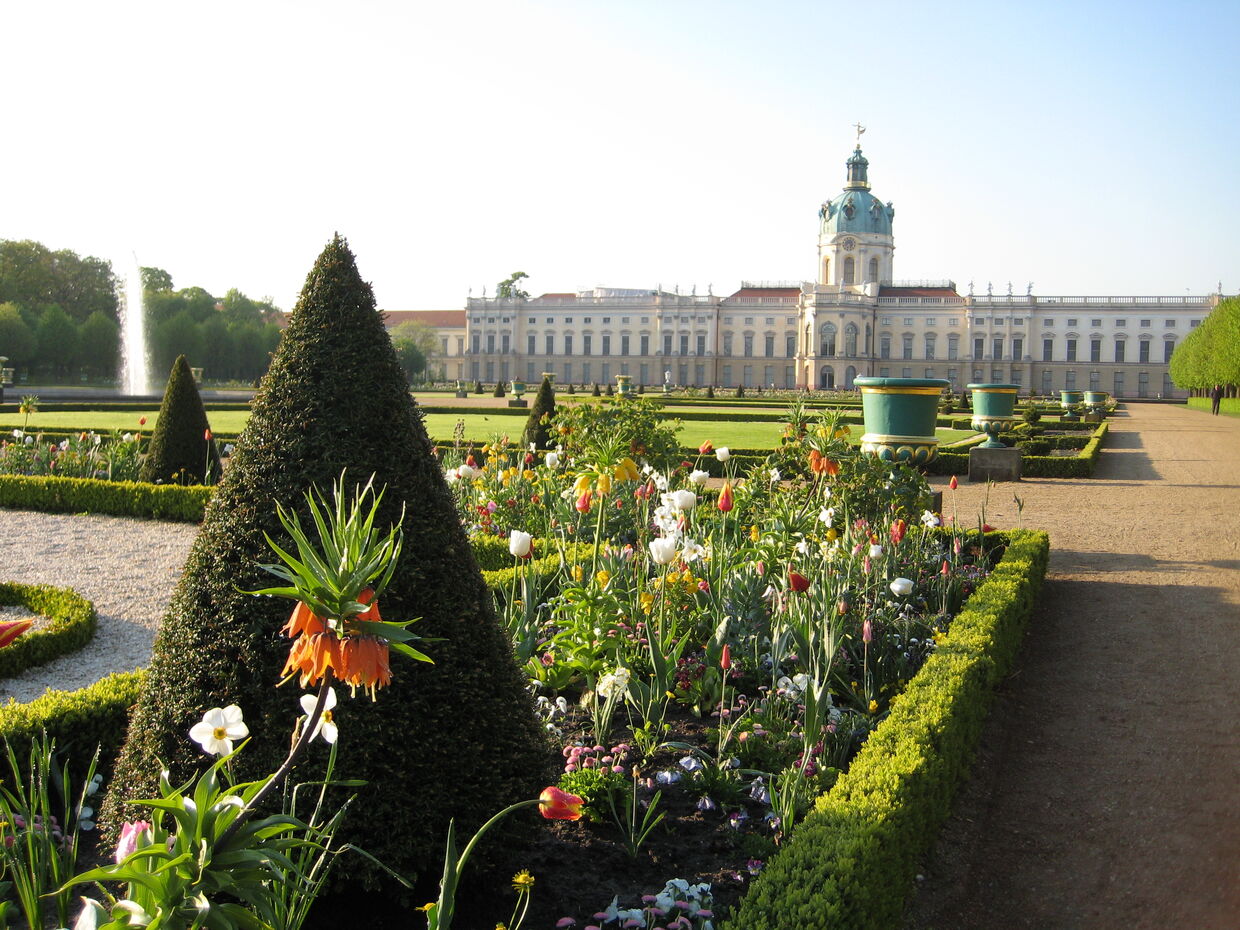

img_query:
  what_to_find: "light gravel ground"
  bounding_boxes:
[0,512,197,703]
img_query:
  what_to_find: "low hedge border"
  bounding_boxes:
[0,475,212,522]
[726,529,1050,929]
[0,583,98,680]
[0,670,146,781]
[929,422,1108,478]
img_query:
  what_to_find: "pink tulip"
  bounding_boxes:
[115,820,152,863]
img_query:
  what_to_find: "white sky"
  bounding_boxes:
[4,0,1237,311]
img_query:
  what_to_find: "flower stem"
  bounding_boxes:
[215,672,334,849]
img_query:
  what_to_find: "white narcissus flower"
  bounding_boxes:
[649,536,678,565]
[680,538,707,562]
[508,530,533,558]
[890,577,914,597]
[819,506,836,524]
[715,447,731,462]
[670,489,697,512]
[544,451,560,469]
[597,667,631,700]
[189,705,249,756]
[921,510,940,528]
[769,467,781,483]
[300,688,339,744]
[688,469,710,485]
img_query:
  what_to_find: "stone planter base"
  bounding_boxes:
[1083,412,1104,423]
[507,399,529,408]
[455,391,470,398]
[969,446,1022,482]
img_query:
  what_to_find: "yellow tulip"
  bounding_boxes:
[749,525,760,542]
[522,470,536,481]
[826,528,839,542]
[596,569,611,588]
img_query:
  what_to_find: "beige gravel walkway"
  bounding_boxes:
[906,403,1240,929]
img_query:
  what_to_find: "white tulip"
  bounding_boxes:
[545,451,560,469]
[508,530,533,558]
[670,489,697,512]
[456,464,476,480]
[688,469,710,485]
[715,447,731,462]
[868,544,884,558]
[890,577,914,597]
[649,536,678,565]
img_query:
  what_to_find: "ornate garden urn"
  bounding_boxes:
[615,374,633,398]
[1083,391,1109,415]
[855,377,949,464]
[967,383,1019,449]
[1060,390,1084,421]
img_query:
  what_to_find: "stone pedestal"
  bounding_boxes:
[507,399,529,408]
[1083,412,1104,423]
[454,390,470,398]
[968,446,1022,483]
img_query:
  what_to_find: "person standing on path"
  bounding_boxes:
[1210,384,1223,415]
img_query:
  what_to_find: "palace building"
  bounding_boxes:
[412,145,1219,398]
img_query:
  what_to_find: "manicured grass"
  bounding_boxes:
[4,409,979,449]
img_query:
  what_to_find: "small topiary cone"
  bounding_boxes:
[139,355,221,485]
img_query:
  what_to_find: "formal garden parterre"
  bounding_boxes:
[0,239,1061,929]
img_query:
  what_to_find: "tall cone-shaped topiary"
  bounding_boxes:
[139,355,221,485]
[102,236,549,889]
[521,376,556,450]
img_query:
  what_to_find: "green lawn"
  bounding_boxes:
[4,409,979,450]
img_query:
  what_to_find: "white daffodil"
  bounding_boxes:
[819,506,836,524]
[769,467,781,483]
[890,577,914,597]
[681,538,707,562]
[508,530,533,558]
[597,667,631,701]
[649,536,678,565]
[189,705,249,756]
[300,687,339,744]
[921,509,940,528]
[688,469,710,485]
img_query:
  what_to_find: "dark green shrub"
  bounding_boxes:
[474,379,484,394]
[0,583,96,678]
[493,380,505,398]
[567,383,576,395]
[591,383,601,397]
[735,384,745,398]
[1022,405,1043,425]
[605,382,614,396]
[706,385,715,399]
[521,377,556,450]
[138,355,222,485]
[101,236,548,891]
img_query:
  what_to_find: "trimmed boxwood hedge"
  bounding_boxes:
[725,530,1050,929]
[0,670,145,781]
[0,475,211,521]
[0,583,97,679]
[929,423,1108,478]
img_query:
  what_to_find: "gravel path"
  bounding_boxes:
[906,403,1240,929]
[0,512,197,702]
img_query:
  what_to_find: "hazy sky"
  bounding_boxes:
[5,0,1237,311]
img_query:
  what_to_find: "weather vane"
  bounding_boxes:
[853,122,866,144]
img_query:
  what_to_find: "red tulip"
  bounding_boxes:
[717,481,734,513]
[941,559,951,577]
[204,428,213,441]
[138,416,147,426]
[982,523,996,533]
[787,569,810,593]
[466,454,478,467]
[0,619,33,649]
[862,619,873,644]
[575,490,592,513]
[698,440,714,455]
[949,475,958,490]
[539,786,585,821]
[890,519,907,545]
[721,644,732,670]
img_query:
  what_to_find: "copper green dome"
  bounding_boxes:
[819,146,895,236]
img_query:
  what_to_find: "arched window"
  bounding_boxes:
[820,322,837,356]
[843,257,855,285]
[868,257,879,283]
[844,323,858,356]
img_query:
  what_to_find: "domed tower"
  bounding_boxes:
[817,146,895,292]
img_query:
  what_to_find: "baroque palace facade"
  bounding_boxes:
[414,146,1219,398]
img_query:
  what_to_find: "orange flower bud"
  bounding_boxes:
[717,481,734,513]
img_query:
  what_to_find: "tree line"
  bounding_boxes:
[0,239,284,384]
[1169,296,1239,395]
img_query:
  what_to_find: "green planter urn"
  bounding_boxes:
[1060,390,1084,421]
[967,383,1020,449]
[1084,390,1109,415]
[510,379,527,399]
[615,373,633,398]
[855,377,949,464]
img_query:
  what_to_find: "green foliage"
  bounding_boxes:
[139,355,222,485]
[0,474,210,520]
[493,380,506,398]
[557,767,630,823]
[0,583,96,679]
[0,239,117,324]
[735,384,745,398]
[725,531,1049,930]
[495,271,529,300]
[521,376,556,450]
[591,382,601,397]
[0,302,37,367]
[0,671,144,782]
[101,236,548,892]
[553,397,683,471]
[1170,296,1240,390]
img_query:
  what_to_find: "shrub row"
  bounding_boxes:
[0,583,97,680]
[0,475,211,522]
[726,530,1050,929]
[929,423,1108,478]
[0,670,145,781]
[0,403,251,414]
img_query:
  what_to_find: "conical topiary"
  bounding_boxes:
[591,382,600,397]
[139,355,222,485]
[102,237,548,891]
[521,376,556,450]
[493,380,505,398]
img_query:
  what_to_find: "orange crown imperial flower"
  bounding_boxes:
[282,631,343,688]
[340,635,391,697]
[283,602,327,638]
[538,786,584,821]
